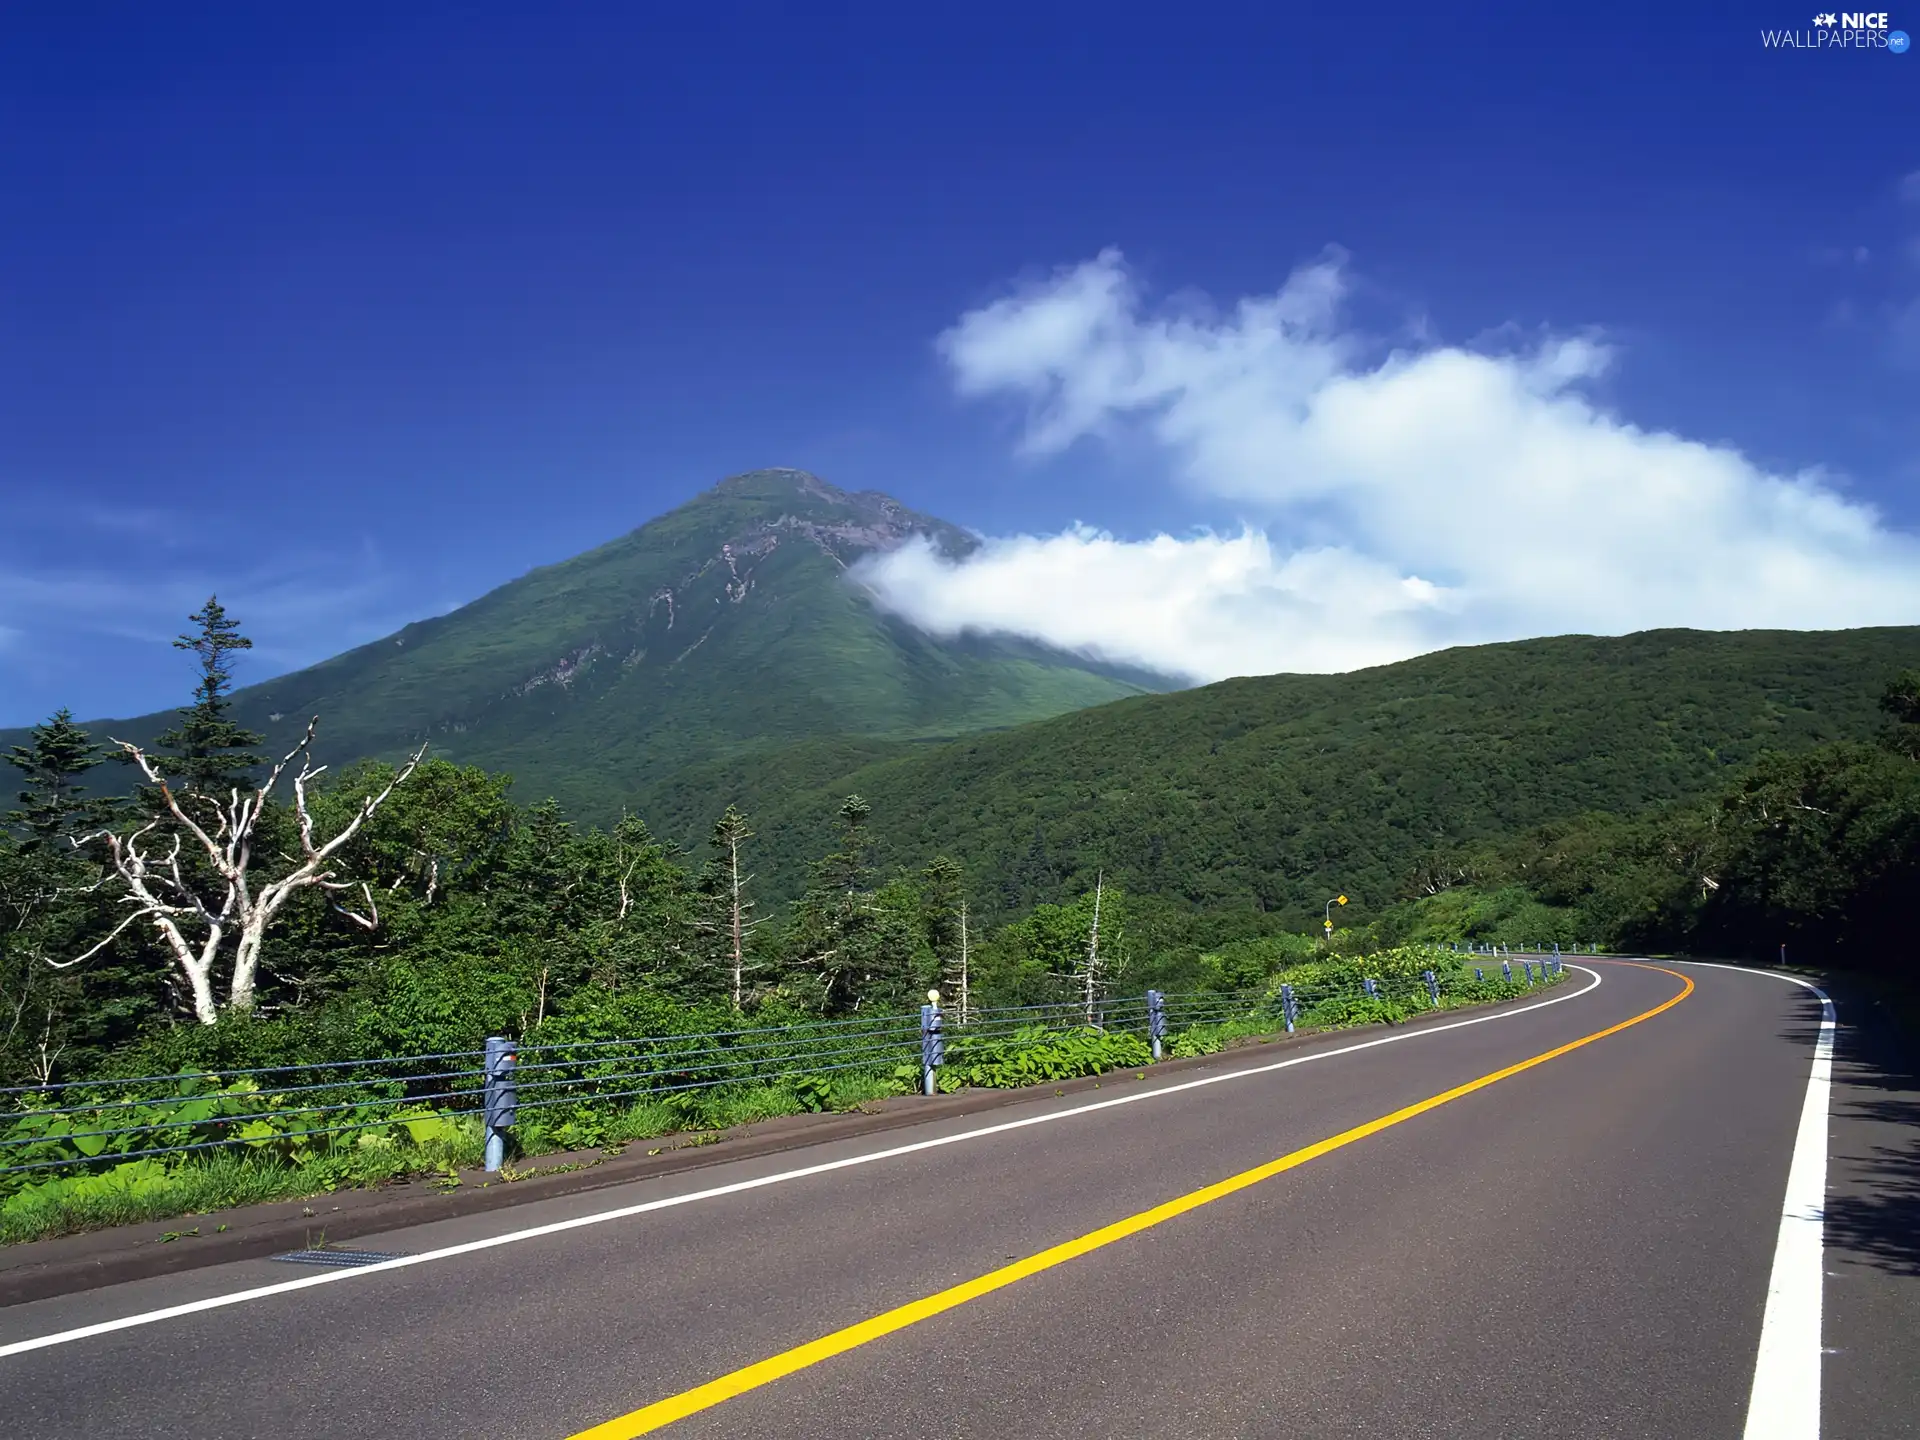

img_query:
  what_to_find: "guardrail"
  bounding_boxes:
[0,956,1568,1187]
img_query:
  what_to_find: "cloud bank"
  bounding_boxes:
[858,249,1920,682]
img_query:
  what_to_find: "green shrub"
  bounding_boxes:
[1167,1016,1274,1058]
[1298,994,1411,1029]
[925,1025,1151,1090]
[0,1119,484,1246]
[0,1071,483,1201]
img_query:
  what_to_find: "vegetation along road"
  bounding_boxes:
[1,958,1908,1437]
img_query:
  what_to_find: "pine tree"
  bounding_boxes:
[820,795,871,896]
[5,709,112,842]
[791,795,907,1013]
[920,855,968,1017]
[154,596,264,796]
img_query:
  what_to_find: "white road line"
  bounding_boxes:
[1669,961,1834,1440]
[0,965,1605,1360]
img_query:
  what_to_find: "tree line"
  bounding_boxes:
[0,602,1136,1086]
[7,601,1912,1087]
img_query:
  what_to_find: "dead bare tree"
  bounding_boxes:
[30,1004,65,1089]
[69,720,426,1024]
[713,807,763,1009]
[953,899,971,1025]
[1080,871,1104,1025]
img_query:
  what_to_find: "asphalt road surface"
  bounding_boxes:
[3,959,1914,1439]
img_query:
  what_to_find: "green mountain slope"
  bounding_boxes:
[40,470,1155,821]
[729,626,1920,929]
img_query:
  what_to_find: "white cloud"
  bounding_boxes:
[859,250,1920,682]
[865,528,1446,678]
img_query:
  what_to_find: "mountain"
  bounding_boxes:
[721,626,1920,931]
[29,470,1160,822]
[24,473,1916,943]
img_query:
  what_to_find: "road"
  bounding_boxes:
[2,959,1913,1438]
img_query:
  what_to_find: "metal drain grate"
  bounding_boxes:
[271,1248,409,1268]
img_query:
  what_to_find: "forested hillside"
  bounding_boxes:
[725,627,1920,929]
[4,587,1915,1095]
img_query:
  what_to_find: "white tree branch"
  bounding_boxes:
[66,723,427,1022]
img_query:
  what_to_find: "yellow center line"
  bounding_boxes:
[570,962,1694,1439]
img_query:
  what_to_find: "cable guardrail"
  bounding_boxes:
[0,954,1571,1186]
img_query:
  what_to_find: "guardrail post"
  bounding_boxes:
[1501,959,1513,983]
[483,1036,517,1173]
[1280,983,1297,1033]
[1423,969,1439,1008]
[1147,990,1166,1061]
[1522,961,1535,986]
[1474,967,1484,982]
[921,1001,944,1095]
[1363,976,1378,1001]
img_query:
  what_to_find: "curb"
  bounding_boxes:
[0,986,1556,1308]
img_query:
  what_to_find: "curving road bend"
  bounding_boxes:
[2,960,1913,1438]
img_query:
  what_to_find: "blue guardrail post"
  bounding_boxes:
[1147,989,1166,1061]
[1501,959,1513,983]
[1423,969,1439,1008]
[483,1036,517,1173]
[1281,983,1297,1033]
[1363,976,1378,1000]
[921,1002,944,1096]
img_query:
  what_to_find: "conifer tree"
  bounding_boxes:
[154,596,263,796]
[791,795,909,1013]
[920,855,968,1016]
[5,709,112,842]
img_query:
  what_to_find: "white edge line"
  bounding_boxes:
[1668,962,1833,1440]
[0,964,1607,1360]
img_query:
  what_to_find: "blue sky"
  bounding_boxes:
[2,1,1917,721]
